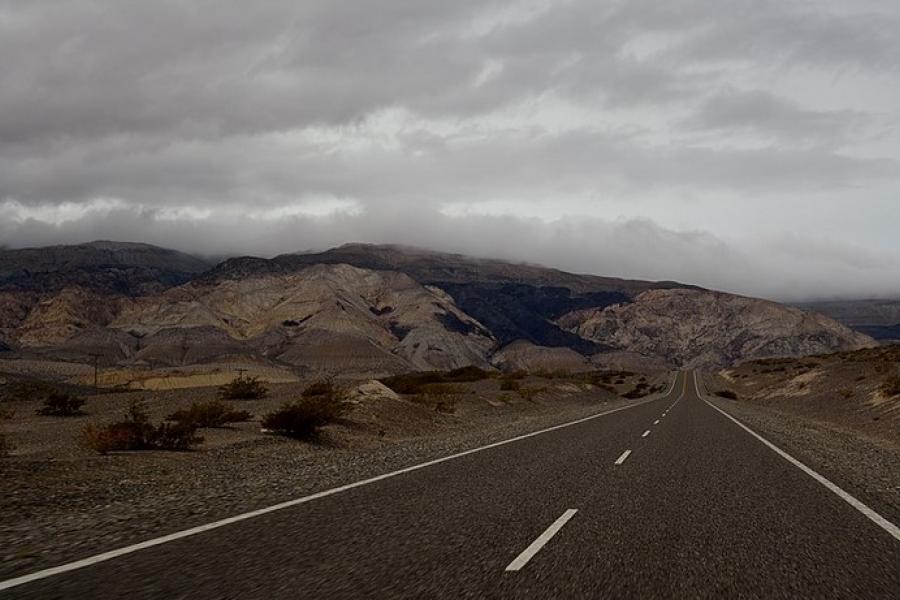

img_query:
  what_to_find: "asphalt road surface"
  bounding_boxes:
[3,372,899,598]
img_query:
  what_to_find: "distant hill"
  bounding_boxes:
[0,241,211,295]
[796,299,900,342]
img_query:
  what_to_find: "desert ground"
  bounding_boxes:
[0,360,668,579]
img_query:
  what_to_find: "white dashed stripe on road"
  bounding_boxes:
[615,450,632,465]
[642,430,650,438]
[505,510,578,572]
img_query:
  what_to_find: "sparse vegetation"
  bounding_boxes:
[517,386,544,402]
[302,379,335,398]
[500,370,527,381]
[0,434,8,458]
[715,390,738,400]
[499,379,520,392]
[81,400,203,454]
[37,392,86,417]
[262,391,348,439]
[167,400,252,428]
[218,375,269,400]
[380,366,491,394]
[880,373,900,398]
[1,380,57,403]
[839,388,854,399]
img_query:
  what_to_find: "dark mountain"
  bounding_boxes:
[206,244,690,351]
[795,299,900,342]
[0,241,212,295]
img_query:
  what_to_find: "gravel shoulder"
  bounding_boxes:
[703,387,900,530]
[0,373,670,580]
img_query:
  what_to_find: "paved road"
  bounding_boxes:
[3,372,899,598]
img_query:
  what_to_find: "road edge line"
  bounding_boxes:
[694,373,900,543]
[0,374,680,592]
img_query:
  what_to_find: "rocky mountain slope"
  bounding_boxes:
[0,241,877,372]
[559,289,875,368]
[111,264,495,373]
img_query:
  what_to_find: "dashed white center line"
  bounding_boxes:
[505,509,578,572]
[642,430,650,438]
[615,450,632,465]
[653,420,660,425]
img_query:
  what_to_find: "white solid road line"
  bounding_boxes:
[642,430,650,438]
[615,450,632,465]
[0,376,682,593]
[695,374,900,544]
[505,509,578,572]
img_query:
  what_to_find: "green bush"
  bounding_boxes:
[262,394,348,439]
[167,400,252,428]
[37,392,86,417]
[81,400,202,454]
[218,375,269,400]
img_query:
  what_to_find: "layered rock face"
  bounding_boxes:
[558,289,876,368]
[111,264,496,373]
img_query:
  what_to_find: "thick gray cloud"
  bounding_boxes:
[1,0,899,301]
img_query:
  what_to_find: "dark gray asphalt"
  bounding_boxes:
[3,372,899,599]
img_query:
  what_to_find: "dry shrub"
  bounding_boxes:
[380,366,491,395]
[517,387,544,402]
[37,392,86,417]
[500,370,528,381]
[500,380,520,392]
[262,391,348,439]
[0,434,9,458]
[218,375,269,400]
[715,390,738,400]
[167,400,252,428]
[880,373,900,397]
[1,381,57,403]
[81,400,203,454]
[302,379,335,398]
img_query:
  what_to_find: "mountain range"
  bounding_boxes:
[0,241,876,375]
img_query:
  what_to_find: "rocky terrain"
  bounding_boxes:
[0,241,876,374]
[707,345,900,447]
[560,289,874,368]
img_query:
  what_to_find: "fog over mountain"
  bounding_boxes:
[2,1,899,301]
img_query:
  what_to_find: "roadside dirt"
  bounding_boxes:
[0,369,670,580]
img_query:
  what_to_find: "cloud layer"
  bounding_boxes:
[1,0,899,301]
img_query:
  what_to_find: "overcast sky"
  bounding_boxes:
[1,0,899,301]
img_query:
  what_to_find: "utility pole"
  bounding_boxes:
[88,353,101,391]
